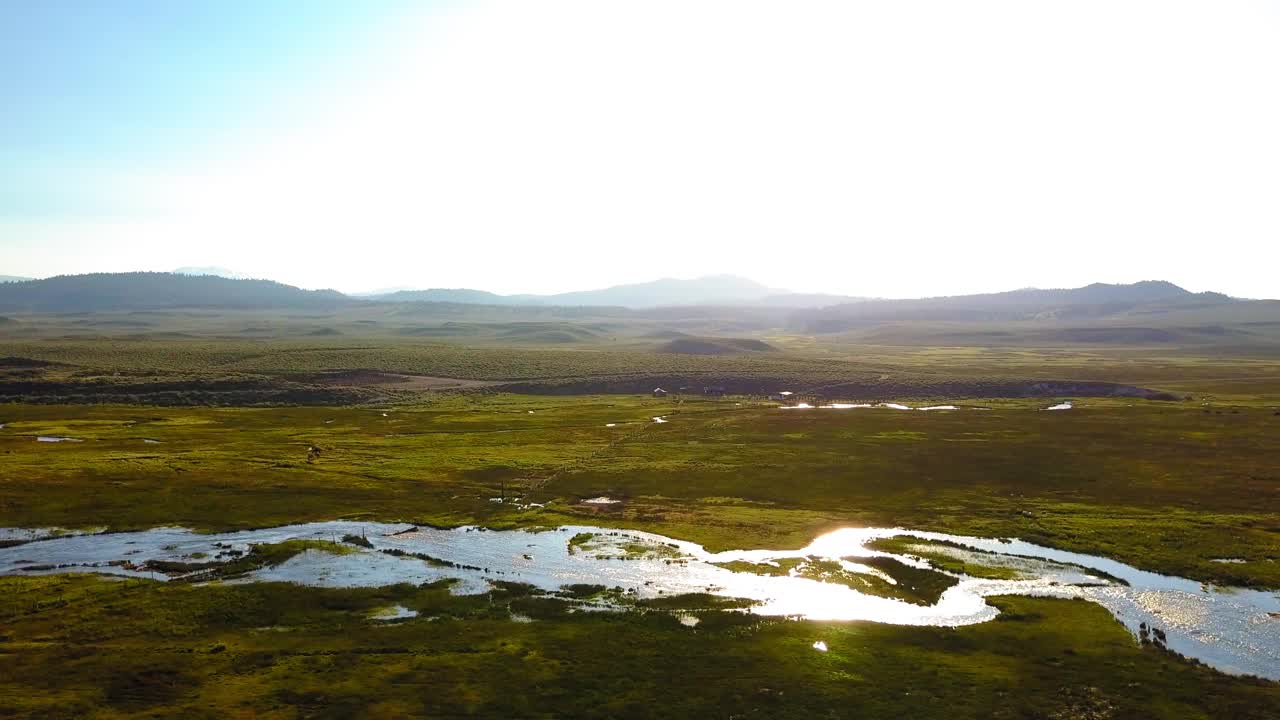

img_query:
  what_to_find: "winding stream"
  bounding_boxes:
[1,522,1276,680]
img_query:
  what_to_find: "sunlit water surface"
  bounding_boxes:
[1,522,1276,680]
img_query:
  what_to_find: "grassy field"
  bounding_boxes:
[2,575,1276,719]
[4,304,1279,404]
[6,333,1278,406]
[1,395,1276,587]
[1,317,1278,716]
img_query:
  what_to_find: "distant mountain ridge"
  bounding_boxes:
[542,275,773,307]
[793,280,1239,332]
[959,280,1206,306]
[365,277,1233,312]
[0,272,1256,324]
[372,275,869,309]
[0,272,347,312]
[376,288,526,305]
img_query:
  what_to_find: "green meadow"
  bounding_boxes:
[3,575,1277,719]
[1,324,1278,717]
[2,395,1276,587]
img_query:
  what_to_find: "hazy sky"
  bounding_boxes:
[3,1,1278,298]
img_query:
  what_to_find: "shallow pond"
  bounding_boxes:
[1,522,1276,680]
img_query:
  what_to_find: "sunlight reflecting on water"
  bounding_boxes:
[2,522,1276,679]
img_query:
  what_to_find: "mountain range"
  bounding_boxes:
[794,280,1241,331]
[367,275,865,308]
[0,273,1269,331]
[0,272,345,312]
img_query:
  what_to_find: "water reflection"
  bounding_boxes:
[370,604,418,621]
[1,522,1275,679]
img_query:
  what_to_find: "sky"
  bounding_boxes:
[2,0,1278,298]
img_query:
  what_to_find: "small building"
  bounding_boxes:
[768,391,794,401]
[652,387,668,398]
[702,385,726,397]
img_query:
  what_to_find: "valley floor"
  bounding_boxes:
[1,392,1278,717]
[2,395,1276,587]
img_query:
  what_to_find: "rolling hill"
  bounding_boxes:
[373,288,523,305]
[0,272,349,312]
[656,336,779,355]
[781,281,1280,348]
[0,273,1269,351]
[792,281,1240,331]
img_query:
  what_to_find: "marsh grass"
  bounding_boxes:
[867,537,1025,580]
[714,556,959,606]
[1,396,1277,587]
[0,575,1275,718]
